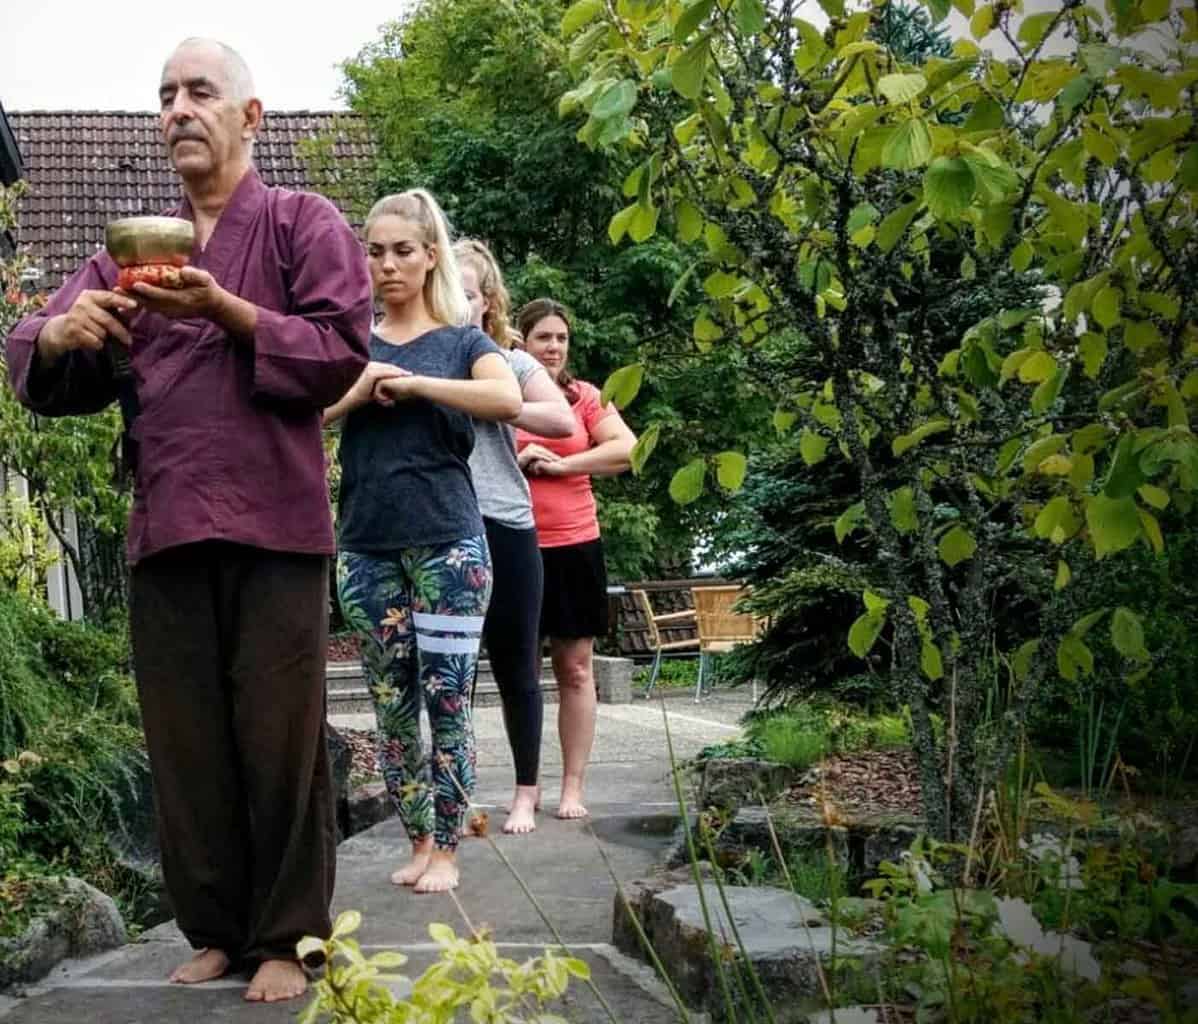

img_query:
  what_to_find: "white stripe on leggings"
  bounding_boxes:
[416,633,483,655]
[412,611,485,634]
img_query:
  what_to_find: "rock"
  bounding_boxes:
[804,1009,884,1024]
[700,759,797,813]
[854,812,923,880]
[347,781,394,837]
[594,656,634,704]
[613,879,883,1023]
[719,805,851,875]
[1172,826,1198,876]
[0,877,126,990]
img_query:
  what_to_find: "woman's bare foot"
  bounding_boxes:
[503,785,539,834]
[245,959,307,1002]
[505,786,541,813]
[556,777,588,820]
[169,947,230,984]
[413,850,459,893]
[390,836,434,886]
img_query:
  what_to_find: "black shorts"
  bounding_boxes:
[539,538,608,639]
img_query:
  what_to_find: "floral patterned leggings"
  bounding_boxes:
[337,536,492,852]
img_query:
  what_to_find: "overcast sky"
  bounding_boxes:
[0,1,410,112]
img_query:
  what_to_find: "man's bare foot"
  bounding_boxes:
[390,836,435,886]
[169,947,230,984]
[503,785,539,835]
[245,959,307,1003]
[413,850,459,893]
[556,777,588,820]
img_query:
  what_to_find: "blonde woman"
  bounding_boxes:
[324,191,521,893]
[455,239,572,834]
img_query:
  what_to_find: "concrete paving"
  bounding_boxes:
[1,690,755,1023]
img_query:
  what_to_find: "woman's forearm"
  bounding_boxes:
[413,376,522,421]
[322,388,366,425]
[556,439,633,477]
[509,400,574,438]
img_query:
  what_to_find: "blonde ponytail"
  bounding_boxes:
[364,189,471,327]
[454,237,513,348]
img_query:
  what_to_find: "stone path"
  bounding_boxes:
[0,690,754,1023]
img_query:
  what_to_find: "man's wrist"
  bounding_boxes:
[35,317,66,367]
[212,286,258,339]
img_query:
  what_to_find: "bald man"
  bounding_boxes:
[5,39,371,1002]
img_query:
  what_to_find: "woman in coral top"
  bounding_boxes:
[515,299,637,819]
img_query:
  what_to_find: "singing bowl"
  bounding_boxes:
[104,216,195,268]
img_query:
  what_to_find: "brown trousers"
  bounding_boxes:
[130,541,335,962]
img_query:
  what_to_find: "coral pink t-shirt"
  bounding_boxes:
[516,380,615,549]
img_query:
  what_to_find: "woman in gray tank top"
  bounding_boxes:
[455,239,573,835]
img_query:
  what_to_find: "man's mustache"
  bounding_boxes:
[169,130,205,145]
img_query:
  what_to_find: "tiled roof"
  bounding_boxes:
[8,110,374,289]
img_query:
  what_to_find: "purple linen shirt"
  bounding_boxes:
[5,169,371,565]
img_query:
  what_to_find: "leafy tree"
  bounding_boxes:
[0,184,128,616]
[563,0,1198,838]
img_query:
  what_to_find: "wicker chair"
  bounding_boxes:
[631,589,698,699]
[691,585,764,701]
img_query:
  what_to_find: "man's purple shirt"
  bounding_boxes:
[5,168,371,564]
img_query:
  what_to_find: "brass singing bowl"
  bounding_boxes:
[104,216,195,268]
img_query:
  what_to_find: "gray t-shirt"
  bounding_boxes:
[338,325,501,550]
[468,348,543,530]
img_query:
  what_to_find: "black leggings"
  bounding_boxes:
[479,517,544,786]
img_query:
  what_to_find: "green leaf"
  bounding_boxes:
[773,408,797,434]
[863,589,889,614]
[893,418,950,456]
[834,501,867,544]
[878,73,928,105]
[601,363,645,409]
[1180,145,1198,190]
[1010,239,1034,272]
[1031,367,1066,415]
[671,36,710,99]
[970,4,994,37]
[926,0,951,22]
[669,458,707,504]
[1018,11,1058,46]
[629,203,659,243]
[921,640,944,681]
[592,79,637,121]
[1012,639,1039,682]
[609,204,637,244]
[735,0,767,35]
[848,610,886,658]
[703,270,740,299]
[1055,560,1071,591]
[428,921,456,944]
[924,157,976,220]
[1092,286,1122,329]
[1057,74,1095,116]
[1086,494,1142,559]
[674,0,715,40]
[1018,351,1057,384]
[938,525,977,567]
[333,910,363,939]
[562,0,604,35]
[629,422,661,474]
[890,486,918,533]
[1079,43,1122,77]
[800,429,829,466]
[1078,332,1107,379]
[694,314,723,342]
[1111,606,1148,661]
[1072,608,1108,638]
[1103,434,1145,499]
[1138,484,1169,510]
[817,0,844,15]
[876,199,922,253]
[964,95,1004,132]
[676,199,703,243]
[1083,127,1119,166]
[1140,508,1164,554]
[714,451,748,491]
[882,118,933,171]
[1058,634,1094,681]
